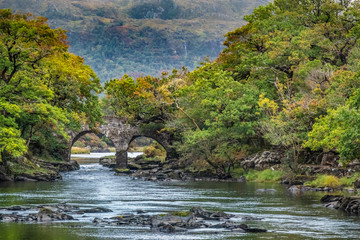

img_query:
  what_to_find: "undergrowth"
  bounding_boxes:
[244,169,285,183]
[304,173,360,188]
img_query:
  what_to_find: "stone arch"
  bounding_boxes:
[65,116,177,169]
[67,130,118,162]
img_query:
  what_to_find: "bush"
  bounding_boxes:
[144,142,166,159]
[304,175,341,188]
[339,173,360,187]
[230,167,245,178]
[245,169,285,183]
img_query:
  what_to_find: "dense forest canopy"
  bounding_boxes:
[0,0,268,82]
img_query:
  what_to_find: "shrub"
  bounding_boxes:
[144,142,166,159]
[245,169,285,182]
[339,173,360,187]
[304,175,341,188]
[230,167,245,178]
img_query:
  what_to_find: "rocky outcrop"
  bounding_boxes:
[241,151,282,170]
[0,204,267,234]
[0,158,80,182]
[321,195,360,214]
[0,206,74,223]
[36,159,80,172]
[100,155,246,182]
[95,207,267,234]
[288,185,342,194]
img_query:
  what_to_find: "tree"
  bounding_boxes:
[173,64,262,177]
[104,74,174,123]
[0,9,102,161]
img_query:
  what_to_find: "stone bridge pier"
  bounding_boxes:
[67,116,177,168]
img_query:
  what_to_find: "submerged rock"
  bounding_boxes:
[81,207,113,213]
[256,189,277,194]
[190,207,234,220]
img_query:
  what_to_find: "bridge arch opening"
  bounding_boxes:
[70,131,116,163]
[127,136,166,162]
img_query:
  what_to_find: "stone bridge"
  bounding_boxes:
[66,116,177,168]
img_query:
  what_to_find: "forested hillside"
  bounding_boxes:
[0,0,268,82]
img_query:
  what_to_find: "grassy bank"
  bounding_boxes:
[230,168,285,183]
[71,147,90,154]
[304,173,360,188]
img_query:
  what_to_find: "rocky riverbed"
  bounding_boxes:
[0,204,266,234]
[100,155,246,182]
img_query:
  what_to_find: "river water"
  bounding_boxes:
[0,154,360,240]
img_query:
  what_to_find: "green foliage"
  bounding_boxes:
[245,169,285,182]
[230,167,246,178]
[304,175,341,188]
[218,0,360,166]
[0,9,102,163]
[102,0,360,173]
[174,64,262,177]
[339,173,360,187]
[104,75,173,123]
[305,105,360,163]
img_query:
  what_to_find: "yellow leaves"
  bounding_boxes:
[313,85,323,96]
[258,93,278,115]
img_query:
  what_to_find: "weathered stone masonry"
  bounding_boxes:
[67,116,176,168]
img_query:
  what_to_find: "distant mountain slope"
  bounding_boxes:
[0,0,268,82]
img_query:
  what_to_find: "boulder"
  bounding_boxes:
[256,189,277,194]
[99,157,116,168]
[190,207,234,220]
[321,195,360,214]
[81,207,113,213]
[36,207,74,222]
[241,151,282,170]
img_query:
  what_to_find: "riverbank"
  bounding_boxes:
[100,152,360,190]
[0,157,79,182]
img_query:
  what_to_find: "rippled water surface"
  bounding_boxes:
[0,162,360,240]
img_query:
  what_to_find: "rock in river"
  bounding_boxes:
[321,195,360,214]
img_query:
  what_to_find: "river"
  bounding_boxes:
[0,154,360,239]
